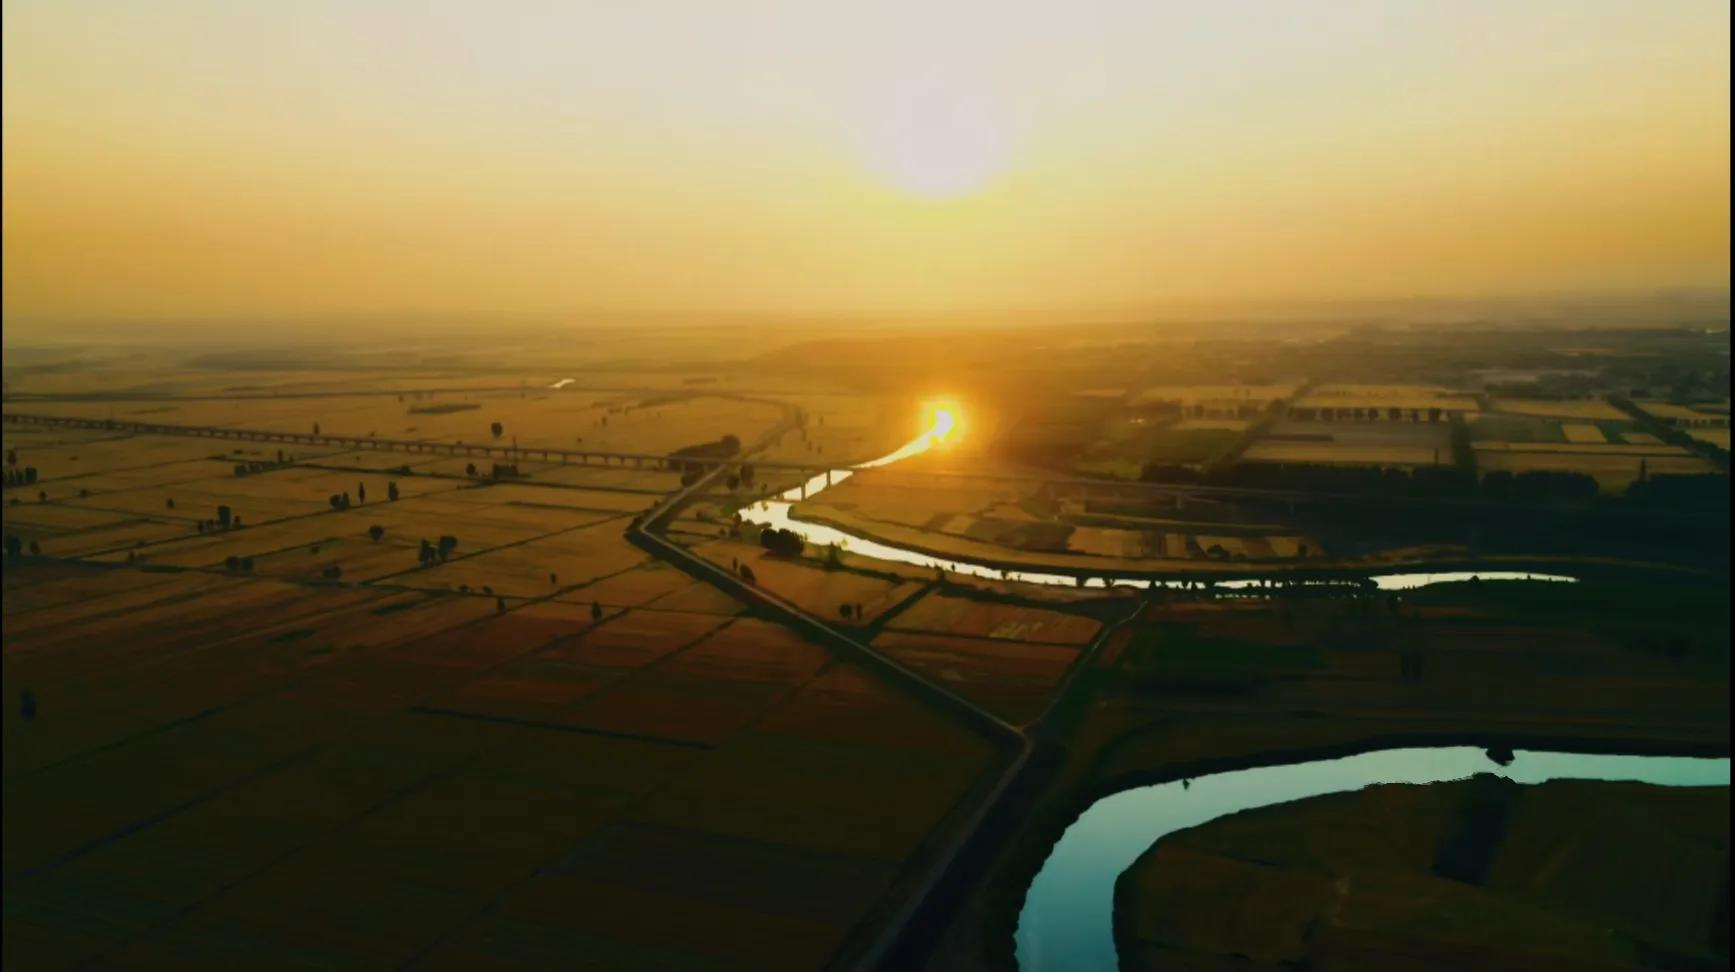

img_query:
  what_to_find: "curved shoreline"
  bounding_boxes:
[1014,738,1732,970]
[1108,774,1730,971]
[756,504,1733,593]
[970,730,1731,972]
[785,509,1725,588]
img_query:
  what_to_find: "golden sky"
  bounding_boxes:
[3,0,1729,323]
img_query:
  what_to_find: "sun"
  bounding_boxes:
[861,86,1014,199]
[924,400,962,443]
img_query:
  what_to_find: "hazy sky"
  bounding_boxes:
[3,0,1729,323]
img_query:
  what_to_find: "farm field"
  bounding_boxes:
[795,480,1324,567]
[692,537,928,628]
[1632,400,1731,425]
[1487,397,1629,421]
[1115,778,1728,971]
[1131,384,1300,409]
[1072,422,1243,479]
[1687,427,1731,449]
[1243,419,1451,468]
[2,555,1004,969]
[1472,446,1714,491]
[1293,384,1477,414]
[7,390,786,458]
[871,631,1081,724]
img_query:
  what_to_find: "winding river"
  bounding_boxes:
[731,413,1719,969]
[1014,747,1731,971]
[736,414,1577,592]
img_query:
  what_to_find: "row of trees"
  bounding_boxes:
[4,467,40,488]
[1139,461,1613,504]
[417,535,459,565]
[3,536,42,558]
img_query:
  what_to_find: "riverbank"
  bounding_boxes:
[1115,775,1730,970]
[910,574,1731,970]
[786,507,1721,587]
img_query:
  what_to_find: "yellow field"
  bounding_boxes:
[885,592,1100,645]
[1687,428,1731,449]
[1559,423,1608,443]
[1490,397,1628,420]
[8,390,785,456]
[1295,384,1475,412]
[1635,400,1730,423]
[693,537,926,627]
[1171,418,1252,431]
[1473,449,1715,491]
[1473,441,1692,455]
[1134,384,1300,406]
[1242,440,1442,466]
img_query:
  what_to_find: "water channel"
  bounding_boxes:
[736,412,1577,592]
[1013,746,1731,970]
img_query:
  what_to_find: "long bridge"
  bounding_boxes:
[0,409,1304,496]
[0,409,1648,514]
[2,411,731,470]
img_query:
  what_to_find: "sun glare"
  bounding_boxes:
[926,402,960,442]
[861,85,1014,199]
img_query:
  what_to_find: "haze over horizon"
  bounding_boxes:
[4,0,1729,325]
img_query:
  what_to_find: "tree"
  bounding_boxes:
[839,604,852,621]
[549,572,558,584]
[590,601,603,622]
[165,498,175,509]
[466,462,477,476]
[739,565,755,584]
[357,483,366,503]
[387,481,400,501]
[418,539,435,565]
[37,490,46,503]
[20,689,36,721]
[329,494,344,511]
[231,515,243,528]
[225,555,241,571]
[217,504,233,529]
[28,540,40,556]
[312,422,321,435]
[240,556,254,572]
[4,535,21,558]
[368,524,385,542]
[5,448,14,466]
[760,528,803,557]
[437,535,457,561]
[496,596,506,614]
[490,421,504,439]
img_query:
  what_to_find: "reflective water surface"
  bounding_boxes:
[1015,747,1731,971]
[737,418,1577,592]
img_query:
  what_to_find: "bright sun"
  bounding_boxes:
[862,86,1014,199]
[925,401,961,443]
